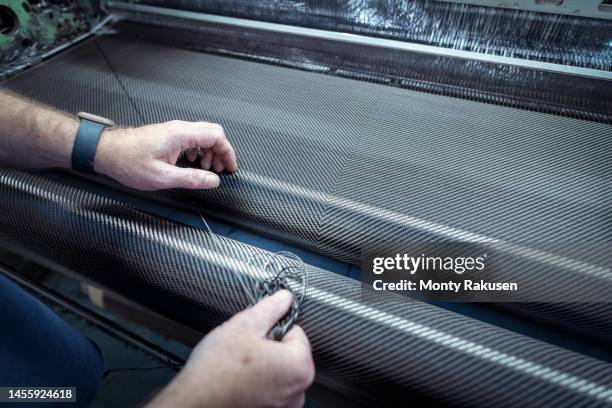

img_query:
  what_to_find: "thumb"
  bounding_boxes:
[155,163,220,190]
[280,325,310,352]
[242,290,294,337]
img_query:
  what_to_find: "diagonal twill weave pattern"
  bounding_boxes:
[1,170,612,407]
[2,32,612,345]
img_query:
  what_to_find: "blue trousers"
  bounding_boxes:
[0,274,103,407]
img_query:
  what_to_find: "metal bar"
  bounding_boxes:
[106,1,612,81]
[0,263,185,368]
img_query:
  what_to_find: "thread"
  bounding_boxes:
[198,212,306,340]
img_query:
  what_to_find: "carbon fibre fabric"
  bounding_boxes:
[2,34,612,344]
[5,38,144,126]
[1,170,612,407]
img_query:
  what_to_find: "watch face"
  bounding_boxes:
[76,112,116,127]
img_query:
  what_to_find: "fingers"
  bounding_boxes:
[274,326,315,402]
[202,150,213,170]
[165,120,237,173]
[280,325,311,353]
[186,148,200,162]
[154,162,220,190]
[241,290,294,337]
[213,155,224,173]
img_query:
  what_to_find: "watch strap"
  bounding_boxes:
[71,117,109,174]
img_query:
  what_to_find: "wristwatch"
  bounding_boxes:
[71,112,115,174]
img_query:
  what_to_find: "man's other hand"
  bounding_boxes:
[95,120,238,191]
[148,290,315,408]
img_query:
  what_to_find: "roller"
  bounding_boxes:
[1,169,612,407]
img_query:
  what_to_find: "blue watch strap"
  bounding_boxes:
[71,118,108,174]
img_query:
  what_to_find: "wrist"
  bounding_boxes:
[59,117,80,168]
[33,107,79,169]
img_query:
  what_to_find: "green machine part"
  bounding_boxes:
[0,0,99,63]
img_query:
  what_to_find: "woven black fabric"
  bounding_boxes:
[2,170,612,407]
[5,38,144,126]
[125,20,612,122]
[2,35,612,345]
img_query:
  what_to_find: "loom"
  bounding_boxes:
[0,1,611,406]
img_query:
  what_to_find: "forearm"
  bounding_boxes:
[0,89,236,191]
[0,90,78,169]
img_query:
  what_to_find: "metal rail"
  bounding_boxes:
[106,1,612,82]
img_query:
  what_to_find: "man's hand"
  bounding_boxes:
[95,120,238,191]
[0,90,237,191]
[148,290,315,408]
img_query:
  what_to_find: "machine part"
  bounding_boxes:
[107,1,612,81]
[0,14,113,80]
[0,0,91,62]
[36,170,612,363]
[127,0,612,71]
[2,33,611,345]
[0,0,104,78]
[1,169,612,407]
